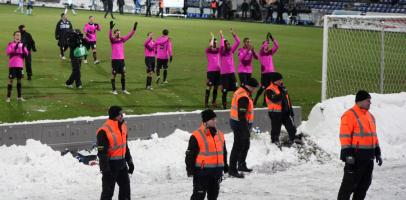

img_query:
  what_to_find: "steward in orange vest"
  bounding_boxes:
[97,106,134,200]
[265,72,298,146]
[338,90,382,200]
[229,77,258,178]
[185,109,228,200]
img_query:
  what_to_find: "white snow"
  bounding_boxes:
[0,93,405,199]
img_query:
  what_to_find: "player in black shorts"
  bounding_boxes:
[144,32,156,90]
[205,33,221,108]
[6,31,29,102]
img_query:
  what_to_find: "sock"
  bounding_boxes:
[205,89,210,106]
[121,78,126,91]
[146,76,152,88]
[17,82,22,98]
[93,52,97,61]
[111,79,116,91]
[163,70,167,82]
[60,47,64,57]
[156,68,161,77]
[212,88,218,104]
[222,91,227,109]
[7,84,12,98]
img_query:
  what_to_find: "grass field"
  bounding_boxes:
[0,5,323,123]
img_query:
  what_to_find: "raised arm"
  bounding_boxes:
[231,34,240,54]
[122,30,136,43]
[270,39,279,55]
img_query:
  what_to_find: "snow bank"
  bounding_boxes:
[301,92,406,159]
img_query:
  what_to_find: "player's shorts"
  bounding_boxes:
[238,73,252,86]
[145,56,155,73]
[84,41,96,50]
[157,59,168,70]
[112,59,125,75]
[9,68,23,79]
[221,73,237,91]
[207,71,221,87]
[261,72,276,88]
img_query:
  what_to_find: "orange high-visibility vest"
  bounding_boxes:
[97,119,128,160]
[193,125,225,168]
[230,87,254,123]
[265,83,291,112]
[340,105,379,153]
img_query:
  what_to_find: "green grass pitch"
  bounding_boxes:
[0,4,323,123]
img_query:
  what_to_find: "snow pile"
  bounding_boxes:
[301,92,406,159]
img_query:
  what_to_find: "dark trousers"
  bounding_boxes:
[229,120,250,170]
[146,5,151,16]
[25,53,32,77]
[104,1,114,18]
[118,4,124,14]
[338,160,374,200]
[157,8,163,18]
[191,175,220,200]
[242,10,248,19]
[66,58,82,87]
[269,112,296,142]
[100,168,131,200]
[238,73,251,87]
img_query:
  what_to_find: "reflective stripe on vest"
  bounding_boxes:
[98,121,127,161]
[341,109,377,150]
[230,88,254,123]
[193,127,225,168]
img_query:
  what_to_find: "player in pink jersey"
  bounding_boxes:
[109,21,137,95]
[144,32,156,90]
[155,29,173,84]
[205,32,221,108]
[5,31,29,102]
[83,16,101,64]
[237,37,258,86]
[254,32,279,106]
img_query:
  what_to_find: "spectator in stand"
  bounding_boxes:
[288,4,298,25]
[241,0,249,19]
[210,0,218,19]
[183,0,189,16]
[276,0,284,24]
[117,0,125,15]
[146,0,152,16]
[264,0,274,23]
[199,0,204,18]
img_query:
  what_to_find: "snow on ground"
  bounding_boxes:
[0,93,405,199]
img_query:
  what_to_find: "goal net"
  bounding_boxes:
[321,15,406,101]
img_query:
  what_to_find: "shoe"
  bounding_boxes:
[146,86,153,90]
[111,90,118,95]
[228,170,244,178]
[17,97,26,102]
[77,85,83,89]
[27,76,32,81]
[155,76,160,84]
[238,165,253,173]
[6,98,11,103]
[163,80,168,84]
[122,90,131,94]
[60,55,66,60]
[94,60,100,64]
[65,84,73,88]
[83,59,88,64]
[211,102,218,108]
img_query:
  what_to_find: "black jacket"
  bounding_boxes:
[185,127,228,177]
[97,121,133,173]
[265,84,294,116]
[65,31,83,59]
[20,31,36,52]
[230,86,253,138]
[55,19,73,40]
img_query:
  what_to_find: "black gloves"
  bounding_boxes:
[376,156,383,166]
[14,42,20,51]
[345,156,355,165]
[269,32,274,41]
[109,21,115,30]
[170,56,173,63]
[32,47,37,52]
[223,164,229,174]
[128,162,134,174]
[133,22,138,31]
[187,168,194,177]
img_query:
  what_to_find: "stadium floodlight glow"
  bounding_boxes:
[321,15,406,101]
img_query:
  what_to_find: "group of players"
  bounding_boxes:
[6,12,280,110]
[205,29,279,109]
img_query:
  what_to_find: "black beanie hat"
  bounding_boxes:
[108,106,122,119]
[201,109,216,123]
[246,77,259,88]
[18,25,25,31]
[271,72,283,82]
[355,90,371,102]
